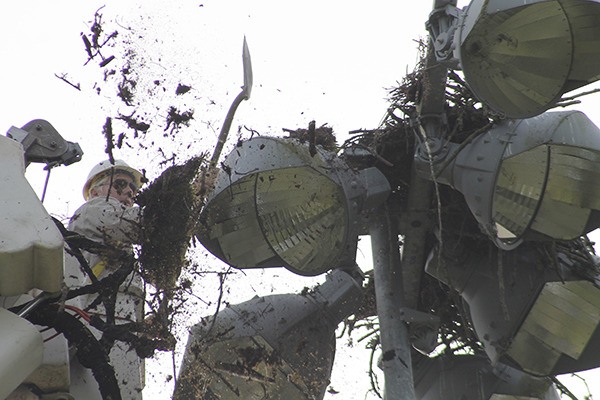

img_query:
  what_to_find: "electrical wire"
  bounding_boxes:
[40,165,52,203]
[43,331,62,343]
[26,303,122,399]
[42,305,92,342]
[64,304,92,323]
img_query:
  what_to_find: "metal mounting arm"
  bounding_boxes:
[7,119,83,167]
[426,0,460,66]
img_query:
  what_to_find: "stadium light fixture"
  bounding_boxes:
[426,240,600,376]
[436,111,600,250]
[197,136,389,276]
[428,0,600,118]
[174,269,363,400]
[414,354,560,400]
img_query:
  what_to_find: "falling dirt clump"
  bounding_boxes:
[165,106,194,134]
[175,83,192,95]
[136,155,206,291]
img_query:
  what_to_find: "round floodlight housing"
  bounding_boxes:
[175,269,363,400]
[455,0,600,118]
[441,111,600,250]
[426,241,600,376]
[414,354,560,400]
[197,136,389,276]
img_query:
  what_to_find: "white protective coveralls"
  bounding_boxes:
[64,195,145,399]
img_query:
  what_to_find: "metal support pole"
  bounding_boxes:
[400,171,433,309]
[402,31,449,308]
[369,3,451,397]
[370,205,416,400]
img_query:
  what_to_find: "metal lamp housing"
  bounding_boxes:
[426,242,600,376]
[454,0,600,118]
[413,354,560,400]
[441,111,600,250]
[174,269,363,400]
[198,136,390,276]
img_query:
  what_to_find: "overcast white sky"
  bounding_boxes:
[1,0,431,216]
[2,0,600,399]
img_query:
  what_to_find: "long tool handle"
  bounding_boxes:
[210,37,253,168]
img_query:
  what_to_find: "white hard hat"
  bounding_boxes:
[83,159,144,200]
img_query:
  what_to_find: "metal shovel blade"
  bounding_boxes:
[242,36,253,100]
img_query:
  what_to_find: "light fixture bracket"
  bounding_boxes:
[426,0,461,67]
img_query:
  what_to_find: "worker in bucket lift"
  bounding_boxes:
[64,159,146,400]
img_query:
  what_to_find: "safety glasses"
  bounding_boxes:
[111,178,138,193]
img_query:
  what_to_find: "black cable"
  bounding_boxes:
[41,166,52,203]
[51,216,103,285]
[23,303,122,400]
